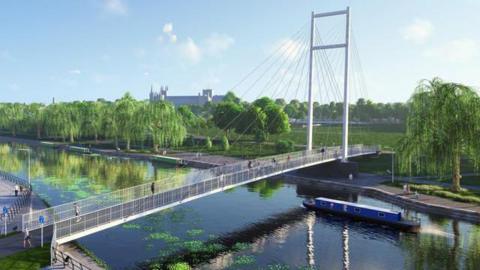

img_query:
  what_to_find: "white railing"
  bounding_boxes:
[0,170,30,188]
[22,145,379,239]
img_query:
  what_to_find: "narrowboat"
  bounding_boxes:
[303,197,420,232]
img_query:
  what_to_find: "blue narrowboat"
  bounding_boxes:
[303,197,420,232]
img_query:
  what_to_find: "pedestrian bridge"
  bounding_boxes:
[22,145,378,244]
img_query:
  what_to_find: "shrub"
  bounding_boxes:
[205,137,212,149]
[221,135,230,151]
[275,139,294,153]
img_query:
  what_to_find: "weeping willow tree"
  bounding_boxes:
[148,101,186,152]
[398,78,480,192]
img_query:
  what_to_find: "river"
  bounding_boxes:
[0,143,479,269]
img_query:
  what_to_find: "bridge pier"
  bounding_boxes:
[297,159,359,179]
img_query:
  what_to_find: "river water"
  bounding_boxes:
[0,143,479,269]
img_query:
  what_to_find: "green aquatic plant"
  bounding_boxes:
[147,232,180,243]
[186,229,204,238]
[232,242,250,251]
[122,223,141,230]
[232,255,255,266]
[166,262,191,270]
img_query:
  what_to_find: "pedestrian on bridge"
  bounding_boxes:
[151,182,155,195]
[74,203,81,222]
[14,184,19,197]
[23,229,31,248]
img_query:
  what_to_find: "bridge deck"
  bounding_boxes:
[22,145,378,243]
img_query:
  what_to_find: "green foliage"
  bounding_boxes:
[223,91,241,104]
[167,262,191,270]
[398,78,480,191]
[235,105,266,135]
[0,245,50,270]
[148,101,187,151]
[275,139,294,153]
[205,137,212,149]
[212,102,243,133]
[221,135,230,151]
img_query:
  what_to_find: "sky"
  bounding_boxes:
[1,0,479,104]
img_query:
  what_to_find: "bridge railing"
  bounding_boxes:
[22,145,379,235]
[0,170,30,188]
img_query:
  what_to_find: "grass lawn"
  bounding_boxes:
[384,182,480,205]
[0,245,50,270]
[188,124,404,149]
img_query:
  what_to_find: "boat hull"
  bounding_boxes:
[303,200,420,233]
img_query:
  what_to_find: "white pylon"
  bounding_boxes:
[306,7,351,162]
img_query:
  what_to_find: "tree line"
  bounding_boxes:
[0,93,188,151]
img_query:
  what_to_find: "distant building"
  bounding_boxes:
[149,85,225,106]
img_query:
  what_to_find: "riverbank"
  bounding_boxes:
[288,173,480,224]
[0,135,241,169]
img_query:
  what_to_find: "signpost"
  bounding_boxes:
[2,206,8,236]
[39,215,45,247]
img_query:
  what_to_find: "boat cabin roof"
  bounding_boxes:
[315,197,399,215]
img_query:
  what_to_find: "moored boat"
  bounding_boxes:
[303,197,420,232]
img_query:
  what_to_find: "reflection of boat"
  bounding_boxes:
[303,197,420,233]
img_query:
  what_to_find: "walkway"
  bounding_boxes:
[22,145,378,244]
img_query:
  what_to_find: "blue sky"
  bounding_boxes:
[1,0,479,103]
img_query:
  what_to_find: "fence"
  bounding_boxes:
[0,170,30,189]
[23,145,379,239]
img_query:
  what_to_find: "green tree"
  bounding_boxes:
[0,103,25,136]
[398,78,480,192]
[25,103,45,139]
[148,101,186,152]
[213,102,243,134]
[223,91,241,104]
[263,104,290,135]
[235,105,266,135]
[114,93,138,150]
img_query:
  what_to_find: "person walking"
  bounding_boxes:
[74,203,81,222]
[14,184,19,197]
[150,182,155,195]
[23,229,31,248]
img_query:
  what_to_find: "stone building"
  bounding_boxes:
[149,85,225,106]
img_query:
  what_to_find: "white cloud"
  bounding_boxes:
[163,23,173,34]
[179,38,202,63]
[69,69,81,75]
[204,33,234,54]
[401,19,433,44]
[104,0,127,15]
[424,38,479,63]
[144,71,150,77]
[158,23,177,44]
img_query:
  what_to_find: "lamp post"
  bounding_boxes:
[385,147,395,183]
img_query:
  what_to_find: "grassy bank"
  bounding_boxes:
[0,245,50,270]
[385,182,480,205]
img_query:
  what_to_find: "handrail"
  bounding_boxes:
[51,245,93,270]
[0,171,30,189]
[22,145,379,234]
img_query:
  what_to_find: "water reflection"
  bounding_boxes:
[0,143,189,204]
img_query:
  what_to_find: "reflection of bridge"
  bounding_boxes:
[22,145,377,244]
